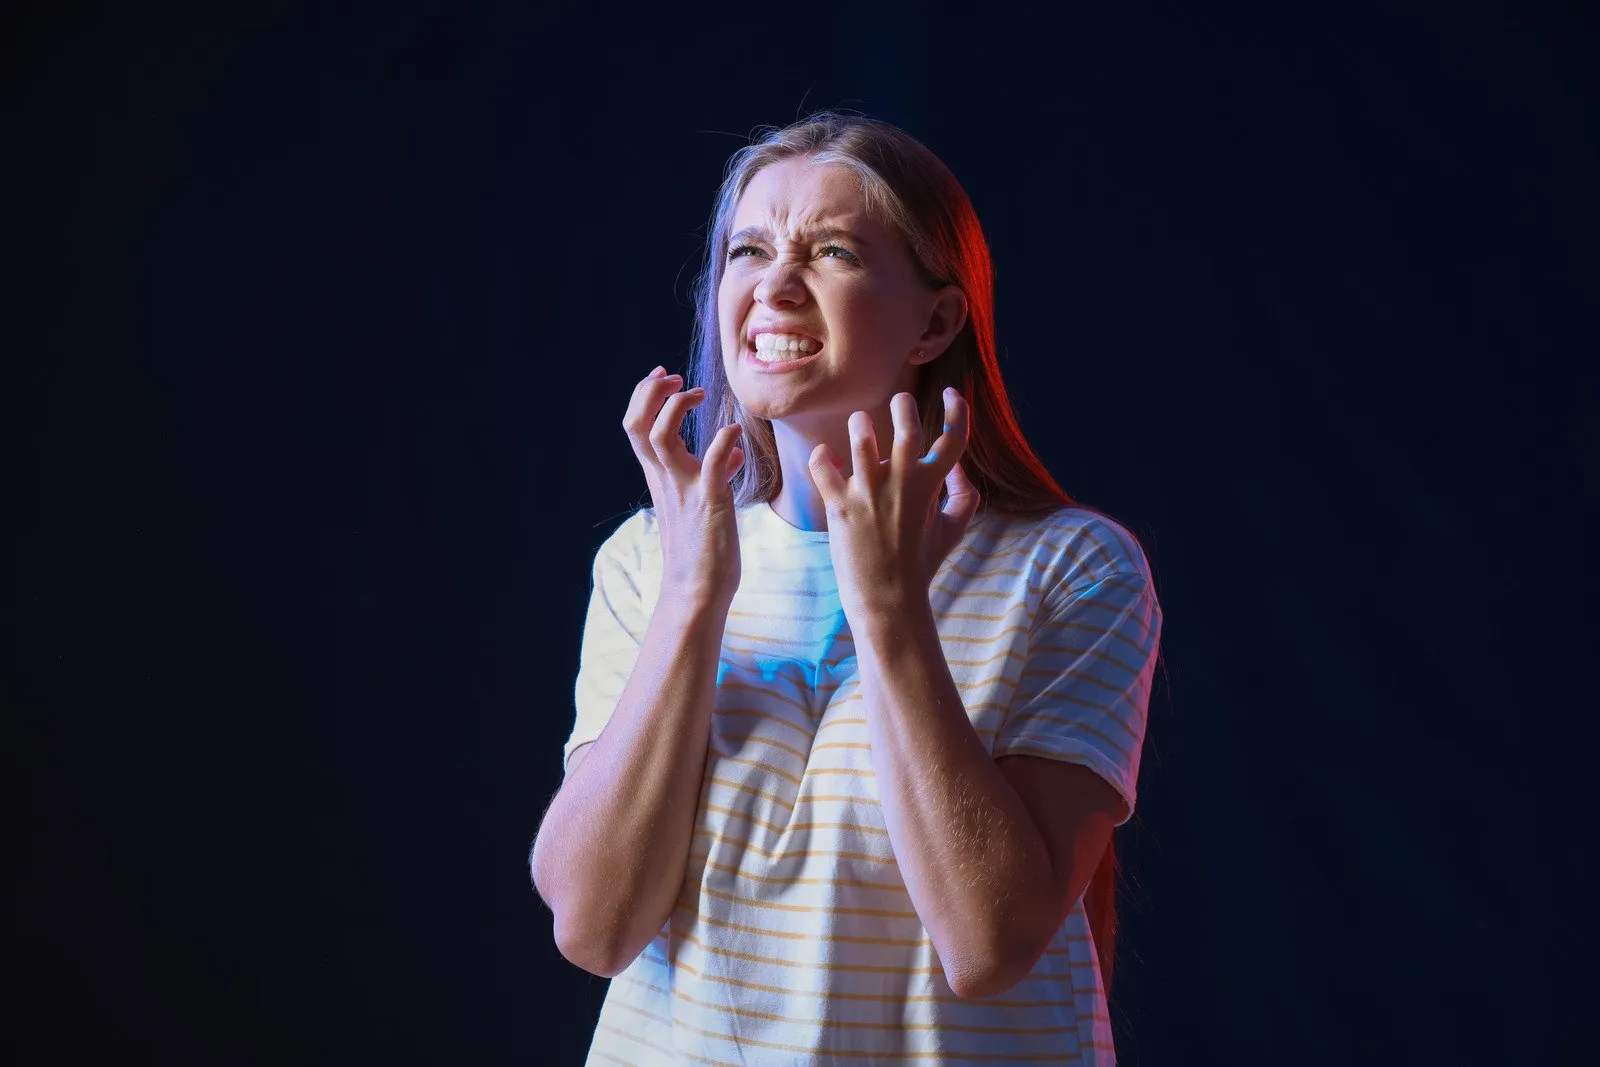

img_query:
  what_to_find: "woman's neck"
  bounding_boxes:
[767,405,900,533]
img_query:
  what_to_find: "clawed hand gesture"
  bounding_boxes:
[621,367,746,610]
[621,369,979,620]
[806,388,981,619]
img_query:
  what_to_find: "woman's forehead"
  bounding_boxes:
[731,159,877,235]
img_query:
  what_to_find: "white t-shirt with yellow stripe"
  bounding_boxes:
[563,499,1162,1065]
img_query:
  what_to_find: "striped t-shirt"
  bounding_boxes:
[563,498,1162,1065]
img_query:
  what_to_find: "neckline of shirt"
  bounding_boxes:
[750,499,832,543]
[748,499,1016,549]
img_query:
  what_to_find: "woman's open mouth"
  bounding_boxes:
[744,333,824,373]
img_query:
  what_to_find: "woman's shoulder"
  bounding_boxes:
[591,506,661,565]
[974,502,1156,586]
[600,503,772,545]
[591,502,778,558]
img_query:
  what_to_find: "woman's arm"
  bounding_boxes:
[853,595,1123,999]
[807,391,1127,999]
[531,367,747,978]
[530,592,727,977]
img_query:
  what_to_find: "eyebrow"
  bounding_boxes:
[726,224,873,248]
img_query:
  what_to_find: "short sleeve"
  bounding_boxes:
[563,510,655,772]
[994,570,1162,826]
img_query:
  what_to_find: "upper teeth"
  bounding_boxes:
[753,333,819,361]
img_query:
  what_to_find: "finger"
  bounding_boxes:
[648,387,706,476]
[807,442,847,502]
[889,392,922,469]
[623,371,684,466]
[623,368,676,423]
[921,387,971,476]
[700,423,746,495]
[847,410,880,476]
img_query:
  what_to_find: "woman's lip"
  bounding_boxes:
[743,344,823,373]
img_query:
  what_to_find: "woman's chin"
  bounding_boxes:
[730,384,811,424]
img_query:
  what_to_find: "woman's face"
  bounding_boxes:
[717,157,943,429]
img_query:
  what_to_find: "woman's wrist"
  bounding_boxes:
[847,585,935,649]
[654,583,734,627]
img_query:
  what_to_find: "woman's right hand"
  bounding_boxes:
[622,366,746,611]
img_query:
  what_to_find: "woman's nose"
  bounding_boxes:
[754,261,806,307]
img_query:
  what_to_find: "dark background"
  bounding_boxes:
[13,1,1596,1064]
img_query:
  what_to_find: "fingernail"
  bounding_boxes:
[651,365,666,376]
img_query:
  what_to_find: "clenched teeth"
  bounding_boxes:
[752,333,820,361]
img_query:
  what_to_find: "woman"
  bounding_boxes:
[531,111,1163,1065]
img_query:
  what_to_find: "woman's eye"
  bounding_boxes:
[726,244,857,262]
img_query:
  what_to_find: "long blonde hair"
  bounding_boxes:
[684,110,1126,989]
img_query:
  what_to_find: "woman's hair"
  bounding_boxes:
[684,109,1127,990]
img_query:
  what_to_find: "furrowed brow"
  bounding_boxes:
[727,224,872,247]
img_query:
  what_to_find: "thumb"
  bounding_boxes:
[927,462,980,573]
[807,443,847,501]
[941,461,981,532]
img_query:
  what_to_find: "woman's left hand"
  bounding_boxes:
[807,388,982,620]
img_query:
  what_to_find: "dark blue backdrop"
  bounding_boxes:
[14,1,1596,1063]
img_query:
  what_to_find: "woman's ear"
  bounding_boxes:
[912,284,969,364]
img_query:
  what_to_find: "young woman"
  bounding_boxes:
[531,111,1164,1065]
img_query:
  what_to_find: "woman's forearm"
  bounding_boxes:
[854,594,1058,999]
[530,594,727,976]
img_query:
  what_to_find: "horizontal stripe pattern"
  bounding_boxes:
[567,500,1162,1064]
